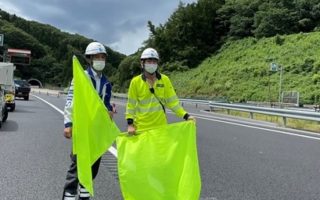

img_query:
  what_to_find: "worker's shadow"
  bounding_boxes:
[0,120,18,132]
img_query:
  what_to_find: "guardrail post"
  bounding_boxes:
[196,103,198,108]
[283,117,287,127]
[250,112,253,119]
[227,109,230,115]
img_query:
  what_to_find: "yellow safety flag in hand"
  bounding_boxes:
[72,56,120,196]
[117,121,201,200]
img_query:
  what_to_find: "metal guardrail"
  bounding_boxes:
[112,93,128,99]
[30,89,320,127]
[112,94,211,107]
[209,102,320,126]
[112,93,320,127]
[179,98,210,107]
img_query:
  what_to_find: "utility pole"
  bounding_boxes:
[270,62,284,107]
[269,62,278,107]
[0,34,4,62]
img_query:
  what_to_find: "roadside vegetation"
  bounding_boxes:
[214,109,320,133]
[171,32,320,105]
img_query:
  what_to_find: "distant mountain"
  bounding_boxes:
[0,9,125,87]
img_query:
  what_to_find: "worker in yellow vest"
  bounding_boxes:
[126,47,195,134]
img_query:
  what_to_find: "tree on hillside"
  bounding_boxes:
[117,55,141,89]
[146,0,225,68]
[217,0,259,38]
[253,7,298,38]
[216,0,320,38]
[0,21,48,58]
[295,0,320,31]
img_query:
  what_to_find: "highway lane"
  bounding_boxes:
[0,96,122,200]
[1,93,320,199]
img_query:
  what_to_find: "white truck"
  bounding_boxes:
[0,62,15,112]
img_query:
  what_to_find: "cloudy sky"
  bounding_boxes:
[0,0,196,55]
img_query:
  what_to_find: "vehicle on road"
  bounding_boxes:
[4,89,15,111]
[0,86,8,128]
[0,62,16,110]
[14,79,31,100]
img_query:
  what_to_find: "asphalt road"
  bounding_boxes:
[1,93,320,200]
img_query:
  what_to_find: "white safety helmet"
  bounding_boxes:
[140,48,159,60]
[85,42,107,55]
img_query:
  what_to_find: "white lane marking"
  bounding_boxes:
[33,95,64,115]
[190,114,320,141]
[33,95,118,157]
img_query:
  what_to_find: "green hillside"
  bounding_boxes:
[171,32,320,104]
[118,0,320,97]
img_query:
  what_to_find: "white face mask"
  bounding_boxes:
[92,60,105,71]
[144,63,158,74]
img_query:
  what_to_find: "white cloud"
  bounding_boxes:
[0,0,197,55]
[108,26,149,55]
[0,1,32,20]
[32,4,66,18]
[0,1,19,14]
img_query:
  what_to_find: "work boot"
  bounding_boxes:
[62,192,76,200]
[79,187,90,200]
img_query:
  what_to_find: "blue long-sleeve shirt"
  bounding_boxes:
[64,67,112,128]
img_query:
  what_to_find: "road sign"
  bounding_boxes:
[282,91,299,106]
[270,62,278,71]
[7,48,31,65]
[0,34,3,46]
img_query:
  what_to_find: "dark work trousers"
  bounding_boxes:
[63,152,101,195]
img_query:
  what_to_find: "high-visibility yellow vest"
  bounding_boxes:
[126,73,187,131]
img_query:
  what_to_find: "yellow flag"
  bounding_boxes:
[117,121,201,200]
[72,56,120,195]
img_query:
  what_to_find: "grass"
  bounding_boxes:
[170,32,320,105]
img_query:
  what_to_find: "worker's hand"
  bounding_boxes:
[108,104,117,120]
[108,111,114,120]
[188,115,196,123]
[112,103,117,113]
[64,127,72,139]
[127,124,136,135]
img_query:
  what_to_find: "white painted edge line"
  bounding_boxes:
[32,95,64,115]
[198,110,320,136]
[32,95,118,157]
[189,113,320,141]
[163,105,320,140]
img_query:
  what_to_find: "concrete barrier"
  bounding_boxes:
[31,88,64,97]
